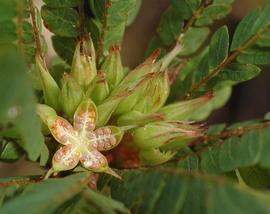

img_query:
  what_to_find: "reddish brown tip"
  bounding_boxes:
[203,90,214,100]
[63,72,71,78]
[97,71,106,81]
[110,45,120,52]
[150,49,161,63]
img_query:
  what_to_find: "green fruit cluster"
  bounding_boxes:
[36,36,212,173]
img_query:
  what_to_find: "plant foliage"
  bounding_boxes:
[0,0,270,213]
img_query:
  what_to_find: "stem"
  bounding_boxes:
[166,121,270,165]
[28,0,43,58]
[184,28,268,99]
[160,0,211,71]
[16,0,24,55]
[96,0,111,65]
[44,168,54,180]
[235,169,247,187]
[78,0,85,40]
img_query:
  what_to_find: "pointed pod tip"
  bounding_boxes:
[105,168,122,180]
[204,90,214,100]
[110,45,121,52]
[150,49,161,63]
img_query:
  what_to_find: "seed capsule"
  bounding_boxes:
[117,111,164,126]
[36,104,57,125]
[96,92,129,127]
[36,55,60,111]
[133,121,203,150]
[59,73,84,118]
[92,126,124,151]
[71,37,97,90]
[52,144,80,171]
[132,69,170,113]
[113,72,156,115]
[158,91,213,120]
[120,49,160,85]
[89,71,110,105]
[139,148,175,166]
[73,98,97,133]
[101,45,124,90]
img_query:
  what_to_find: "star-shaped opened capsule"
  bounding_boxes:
[40,98,124,178]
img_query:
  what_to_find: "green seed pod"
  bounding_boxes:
[36,104,57,125]
[59,73,84,118]
[120,49,160,85]
[133,70,170,113]
[114,72,156,115]
[101,45,124,89]
[36,55,60,111]
[89,71,110,105]
[96,93,128,127]
[133,122,203,150]
[117,111,164,126]
[158,91,213,120]
[139,148,175,166]
[71,37,97,89]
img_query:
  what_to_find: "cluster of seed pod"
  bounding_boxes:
[36,35,213,176]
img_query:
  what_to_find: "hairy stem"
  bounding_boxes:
[28,0,43,58]
[161,0,211,70]
[16,0,24,55]
[167,121,270,165]
[184,28,268,99]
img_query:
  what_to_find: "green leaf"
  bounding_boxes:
[41,6,78,37]
[257,31,270,47]
[125,0,141,26]
[172,0,200,19]
[201,124,270,174]
[0,139,23,161]
[238,166,270,189]
[207,63,261,89]
[237,46,270,65]
[89,0,137,57]
[231,4,270,51]
[0,0,37,64]
[251,4,270,33]
[82,189,129,214]
[52,36,76,64]
[195,4,232,26]
[0,51,48,163]
[230,8,259,51]
[0,173,88,214]
[217,63,261,84]
[146,0,233,59]
[185,86,232,121]
[146,0,200,57]
[43,0,79,8]
[106,169,270,213]
[209,26,229,69]
[179,27,210,56]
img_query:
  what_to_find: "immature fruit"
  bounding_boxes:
[71,37,97,90]
[139,148,175,166]
[59,73,84,118]
[132,70,170,113]
[101,45,124,89]
[158,91,213,120]
[133,121,203,150]
[36,55,60,111]
[117,111,164,126]
[96,92,129,127]
[89,71,109,105]
[120,49,160,85]
[113,72,156,115]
